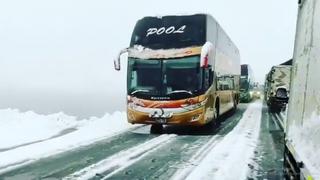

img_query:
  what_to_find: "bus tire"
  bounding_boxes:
[206,104,220,128]
[233,96,237,110]
[215,101,220,121]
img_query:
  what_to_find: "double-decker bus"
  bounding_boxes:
[114,14,240,133]
[240,64,255,102]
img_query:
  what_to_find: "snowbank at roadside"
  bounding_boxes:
[0,109,134,173]
[0,109,79,150]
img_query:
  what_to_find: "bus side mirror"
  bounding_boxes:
[267,75,271,82]
[200,42,214,68]
[209,71,213,85]
[114,48,129,71]
[203,68,210,89]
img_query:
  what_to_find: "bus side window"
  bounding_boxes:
[217,77,221,90]
[224,84,230,90]
[217,76,225,90]
[217,76,235,90]
[228,77,234,90]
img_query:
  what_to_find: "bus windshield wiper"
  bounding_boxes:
[167,90,193,95]
[131,89,150,95]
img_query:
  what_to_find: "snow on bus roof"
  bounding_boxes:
[128,45,202,59]
[138,13,211,20]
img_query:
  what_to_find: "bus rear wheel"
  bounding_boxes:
[150,124,163,134]
[233,97,237,110]
[207,104,220,128]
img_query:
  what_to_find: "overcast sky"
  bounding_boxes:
[0,0,298,118]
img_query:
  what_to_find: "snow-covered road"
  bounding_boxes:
[172,101,262,180]
[64,134,177,180]
[0,100,283,180]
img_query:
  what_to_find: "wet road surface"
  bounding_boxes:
[247,104,285,179]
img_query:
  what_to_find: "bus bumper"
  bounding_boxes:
[240,92,251,103]
[127,107,207,126]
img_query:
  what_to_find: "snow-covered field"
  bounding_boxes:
[0,109,134,173]
[0,109,79,150]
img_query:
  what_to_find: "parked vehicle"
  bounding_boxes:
[265,64,292,112]
[114,14,240,133]
[284,0,320,179]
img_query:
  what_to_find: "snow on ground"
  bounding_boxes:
[0,109,78,150]
[0,109,134,173]
[183,101,263,180]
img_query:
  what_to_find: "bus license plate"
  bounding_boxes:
[155,118,167,124]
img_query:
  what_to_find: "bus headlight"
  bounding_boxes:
[190,114,201,122]
[181,98,207,110]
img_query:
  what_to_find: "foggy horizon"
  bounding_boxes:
[0,0,297,117]
[0,90,126,119]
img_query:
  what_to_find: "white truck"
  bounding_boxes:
[284,0,320,179]
[265,64,292,112]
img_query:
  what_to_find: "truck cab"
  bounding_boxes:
[265,65,292,112]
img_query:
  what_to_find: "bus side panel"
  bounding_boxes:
[214,25,240,77]
[206,15,218,57]
[214,23,240,114]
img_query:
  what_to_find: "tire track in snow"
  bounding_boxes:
[106,104,247,180]
[0,128,77,153]
[170,135,222,180]
[173,101,262,180]
[0,125,147,177]
[0,125,145,175]
[246,106,285,179]
[0,105,247,179]
[272,113,284,131]
[64,134,177,180]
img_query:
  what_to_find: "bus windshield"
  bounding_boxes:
[240,76,249,90]
[127,56,203,99]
